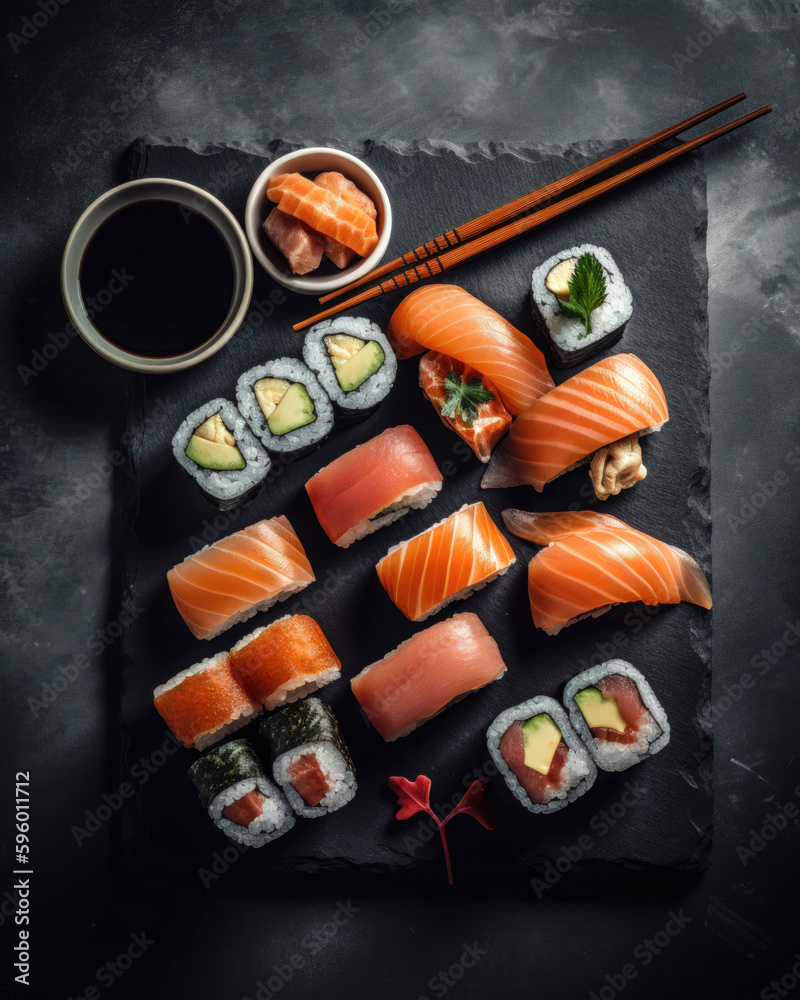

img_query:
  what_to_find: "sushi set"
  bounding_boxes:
[113,127,724,876]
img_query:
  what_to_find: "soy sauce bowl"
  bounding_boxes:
[245,147,392,296]
[61,178,253,374]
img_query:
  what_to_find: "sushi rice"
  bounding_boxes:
[487,696,597,814]
[303,317,397,424]
[563,659,670,772]
[273,740,357,819]
[172,397,271,509]
[208,775,295,847]
[333,480,443,549]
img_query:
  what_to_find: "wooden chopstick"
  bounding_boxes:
[293,104,770,332]
[317,93,747,305]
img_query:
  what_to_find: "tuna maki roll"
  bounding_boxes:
[303,316,396,424]
[172,398,271,510]
[236,359,334,459]
[487,696,596,814]
[530,245,632,368]
[260,697,356,819]
[189,738,294,848]
[563,659,670,772]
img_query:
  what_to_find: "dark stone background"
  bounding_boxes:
[2,2,798,998]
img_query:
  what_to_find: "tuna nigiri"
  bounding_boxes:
[167,516,315,641]
[482,354,668,496]
[262,208,325,275]
[350,612,507,741]
[305,425,442,547]
[314,172,377,269]
[376,501,516,622]
[386,285,554,415]
[267,173,379,257]
[419,351,512,462]
[502,509,712,635]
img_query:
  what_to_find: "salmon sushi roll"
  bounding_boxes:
[375,501,516,622]
[305,425,442,548]
[153,653,260,751]
[260,698,356,819]
[167,516,315,641]
[350,612,507,742]
[563,660,670,772]
[228,614,341,711]
[189,739,294,847]
[487,696,597,814]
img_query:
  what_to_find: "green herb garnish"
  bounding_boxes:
[560,252,608,339]
[441,370,495,427]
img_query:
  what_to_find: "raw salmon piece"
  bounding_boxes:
[375,501,516,622]
[419,351,512,463]
[228,615,341,710]
[482,354,669,491]
[286,754,330,806]
[267,173,379,257]
[223,789,267,826]
[305,425,442,547]
[167,517,315,641]
[498,721,568,804]
[501,508,711,635]
[263,208,325,275]
[350,612,507,741]
[387,284,554,415]
[314,172,377,269]
[598,673,649,730]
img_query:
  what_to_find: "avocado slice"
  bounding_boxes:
[334,340,385,392]
[574,687,628,733]
[185,414,245,470]
[267,382,316,436]
[521,713,562,775]
[254,377,291,421]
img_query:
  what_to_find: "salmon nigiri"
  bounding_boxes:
[314,172,377,268]
[387,285,554,415]
[167,516,315,641]
[350,612,507,741]
[267,173,379,257]
[376,501,516,622]
[502,509,712,635]
[482,354,668,496]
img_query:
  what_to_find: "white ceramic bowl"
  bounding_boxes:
[61,178,253,374]
[245,146,392,296]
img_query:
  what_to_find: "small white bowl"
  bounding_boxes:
[245,146,392,296]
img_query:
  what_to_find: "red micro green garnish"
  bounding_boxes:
[388,775,496,884]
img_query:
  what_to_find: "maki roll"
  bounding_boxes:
[563,659,670,772]
[153,653,260,751]
[189,739,294,847]
[228,614,342,712]
[487,696,596,814]
[236,359,334,458]
[530,245,632,368]
[260,697,356,819]
[303,317,396,424]
[172,398,271,510]
[305,425,443,548]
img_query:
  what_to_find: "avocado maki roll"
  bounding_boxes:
[530,245,632,369]
[188,738,295,848]
[303,317,396,424]
[487,696,596,814]
[563,660,670,772]
[172,398,271,510]
[260,697,356,819]
[236,358,334,459]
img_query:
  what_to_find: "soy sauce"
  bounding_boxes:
[79,199,236,358]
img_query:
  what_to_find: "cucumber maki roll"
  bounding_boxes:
[487,696,596,814]
[172,398,271,510]
[188,738,295,848]
[260,697,356,819]
[303,317,396,424]
[236,359,334,459]
[563,659,670,772]
[530,245,632,368]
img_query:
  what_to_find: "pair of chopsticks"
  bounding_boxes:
[293,94,770,332]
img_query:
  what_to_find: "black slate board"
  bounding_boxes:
[119,138,711,878]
